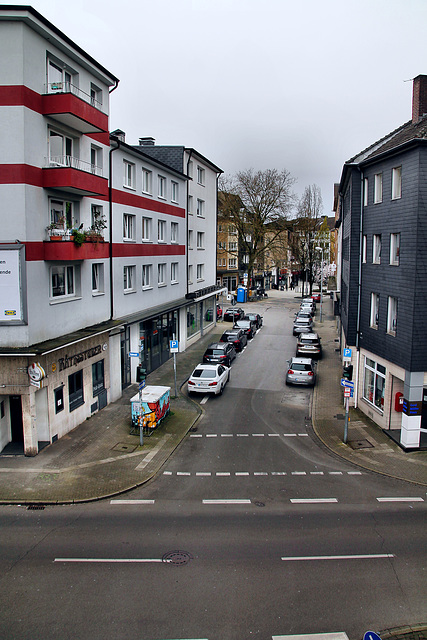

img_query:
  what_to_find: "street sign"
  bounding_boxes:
[340,378,354,388]
[343,347,352,360]
[344,387,353,397]
[129,351,139,357]
[170,340,178,353]
[364,632,382,640]
[139,380,146,391]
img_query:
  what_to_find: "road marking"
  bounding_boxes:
[252,433,265,437]
[163,471,173,475]
[254,472,268,476]
[221,434,233,437]
[237,433,249,437]
[329,472,343,475]
[283,433,297,437]
[281,554,394,561]
[200,396,209,405]
[348,471,362,475]
[196,472,211,476]
[272,472,287,475]
[291,471,307,475]
[273,633,349,640]
[55,558,165,563]
[110,499,155,504]
[216,472,230,476]
[190,434,203,438]
[268,433,280,437]
[235,472,250,476]
[298,433,309,437]
[310,472,324,475]
[206,434,217,438]
[135,434,171,470]
[202,499,251,505]
[290,498,338,504]
[177,472,191,476]
[376,497,424,502]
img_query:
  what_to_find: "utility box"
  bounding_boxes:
[130,385,171,436]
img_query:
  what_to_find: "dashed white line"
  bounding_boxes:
[310,472,324,475]
[196,472,211,476]
[329,472,343,475]
[110,499,155,504]
[376,497,424,502]
[291,471,307,475]
[235,472,250,476]
[216,472,230,476]
[290,498,338,504]
[202,499,251,505]
[281,553,394,561]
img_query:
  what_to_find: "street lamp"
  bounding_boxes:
[315,246,323,322]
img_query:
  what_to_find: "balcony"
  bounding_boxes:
[43,234,109,261]
[43,157,108,197]
[42,83,108,133]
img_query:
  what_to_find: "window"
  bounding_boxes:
[142,217,151,241]
[123,214,135,240]
[229,241,237,251]
[171,262,178,283]
[188,264,193,283]
[197,166,205,185]
[124,161,135,189]
[124,265,136,292]
[142,264,152,289]
[197,199,205,217]
[218,241,226,249]
[373,234,381,264]
[92,263,104,294]
[370,292,380,329]
[47,59,73,93]
[188,195,193,214]
[390,233,400,265]
[171,181,179,202]
[51,265,75,298]
[197,231,205,249]
[49,198,74,232]
[188,161,193,178]
[158,263,166,286]
[49,130,73,166]
[188,229,193,249]
[90,83,102,108]
[229,225,237,234]
[158,220,166,242]
[362,235,367,263]
[363,178,368,206]
[69,370,84,412]
[387,296,398,335]
[171,222,178,243]
[196,263,204,281]
[392,166,402,200]
[158,175,166,199]
[142,169,152,194]
[54,386,64,414]
[91,204,105,234]
[363,357,386,412]
[228,258,237,269]
[374,173,383,203]
[90,145,102,174]
[92,360,104,396]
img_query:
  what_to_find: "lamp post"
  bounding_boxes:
[316,246,323,322]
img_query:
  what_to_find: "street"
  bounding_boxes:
[0,297,425,640]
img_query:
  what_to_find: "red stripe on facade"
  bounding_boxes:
[0,85,42,111]
[0,164,43,186]
[112,189,185,217]
[23,242,185,261]
[113,244,186,257]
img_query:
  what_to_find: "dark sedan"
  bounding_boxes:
[203,342,236,367]
[233,318,256,339]
[223,307,245,322]
[220,328,248,352]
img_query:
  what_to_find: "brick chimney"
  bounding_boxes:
[412,75,427,123]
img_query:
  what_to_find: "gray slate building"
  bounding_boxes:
[338,74,427,449]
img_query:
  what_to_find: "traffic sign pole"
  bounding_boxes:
[344,396,349,444]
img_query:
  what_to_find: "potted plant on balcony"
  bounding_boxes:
[46,218,65,241]
[71,227,86,247]
[86,209,107,243]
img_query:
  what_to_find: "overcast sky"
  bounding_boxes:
[6,0,427,215]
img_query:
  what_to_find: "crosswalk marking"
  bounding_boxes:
[162,470,362,477]
[189,432,309,438]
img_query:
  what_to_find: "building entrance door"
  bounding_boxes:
[10,396,24,443]
[422,388,427,430]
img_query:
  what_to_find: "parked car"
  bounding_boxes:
[311,293,321,303]
[295,310,312,321]
[296,332,322,358]
[205,304,222,322]
[302,297,316,309]
[300,303,315,316]
[220,328,248,352]
[233,318,256,339]
[187,363,230,396]
[223,307,245,322]
[243,313,263,329]
[286,357,316,386]
[293,316,313,336]
[203,342,236,367]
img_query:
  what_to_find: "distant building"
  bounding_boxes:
[337,75,427,449]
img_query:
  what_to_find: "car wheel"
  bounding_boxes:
[227,370,231,383]
[219,383,224,395]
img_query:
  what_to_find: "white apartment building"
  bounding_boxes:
[0,7,222,456]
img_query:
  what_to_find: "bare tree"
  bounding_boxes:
[219,168,296,288]
[289,184,323,295]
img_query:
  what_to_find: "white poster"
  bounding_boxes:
[0,249,22,321]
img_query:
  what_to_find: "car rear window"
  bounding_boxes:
[291,363,313,371]
[193,369,216,378]
[300,338,318,344]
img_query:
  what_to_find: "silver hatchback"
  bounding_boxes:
[293,316,313,335]
[286,357,316,386]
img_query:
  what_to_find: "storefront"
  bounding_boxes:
[139,310,179,375]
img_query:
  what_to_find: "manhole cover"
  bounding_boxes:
[348,439,374,449]
[112,443,137,453]
[162,550,193,565]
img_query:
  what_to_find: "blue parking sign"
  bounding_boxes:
[170,340,178,353]
[343,348,352,358]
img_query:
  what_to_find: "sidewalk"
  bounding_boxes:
[0,288,425,505]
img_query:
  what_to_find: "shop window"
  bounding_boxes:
[363,357,386,412]
[92,360,104,396]
[69,370,84,412]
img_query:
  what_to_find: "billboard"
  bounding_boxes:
[0,248,23,322]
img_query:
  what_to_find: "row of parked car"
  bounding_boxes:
[287,296,322,387]
[187,308,263,396]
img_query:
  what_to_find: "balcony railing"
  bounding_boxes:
[45,82,102,110]
[44,156,103,177]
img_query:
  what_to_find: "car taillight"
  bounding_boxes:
[188,380,195,385]
[233,340,240,345]
[208,381,218,386]
[219,355,226,359]
[288,369,294,374]
[308,371,314,376]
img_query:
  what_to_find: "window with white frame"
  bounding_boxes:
[188,195,193,215]
[196,198,205,217]
[171,181,179,202]
[362,235,367,263]
[49,198,75,232]
[142,264,152,289]
[92,263,104,294]
[196,263,204,280]
[124,161,135,189]
[188,229,193,249]
[229,241,237,251]
[387,296,398,335]
[188,264,193,283]
[363,357,386,412]
[158,175,166,199]
[218,241,226,249]
[171,262,178,283]
[188,161,193,178]
[51,265,76,299]
[90,83,102,108]
[374,173,383,203]
[197,231,205,249]
[158,219,166,242]
[390,233,400,265]
[142,169,152,195]
[370,292,380,329]
[171,222,179,243]
[228,258,237,269]
[47,59,74,93]
[124,265,136,292]
[90,145,102,175]
[158,263,166,286]
[373,234,381,264]
[197,166,205,185]
[123,214,135,240]
[49,130,73,166]
[142,216,151,241]
[229,225,237,234]
[391,166,402,200]
[363,177,368,206]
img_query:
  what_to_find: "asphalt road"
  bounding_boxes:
[0,299,425,640]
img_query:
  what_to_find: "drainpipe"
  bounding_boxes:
[185,149,194,296]
[109,138,120,320]
[354,167,364,409]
